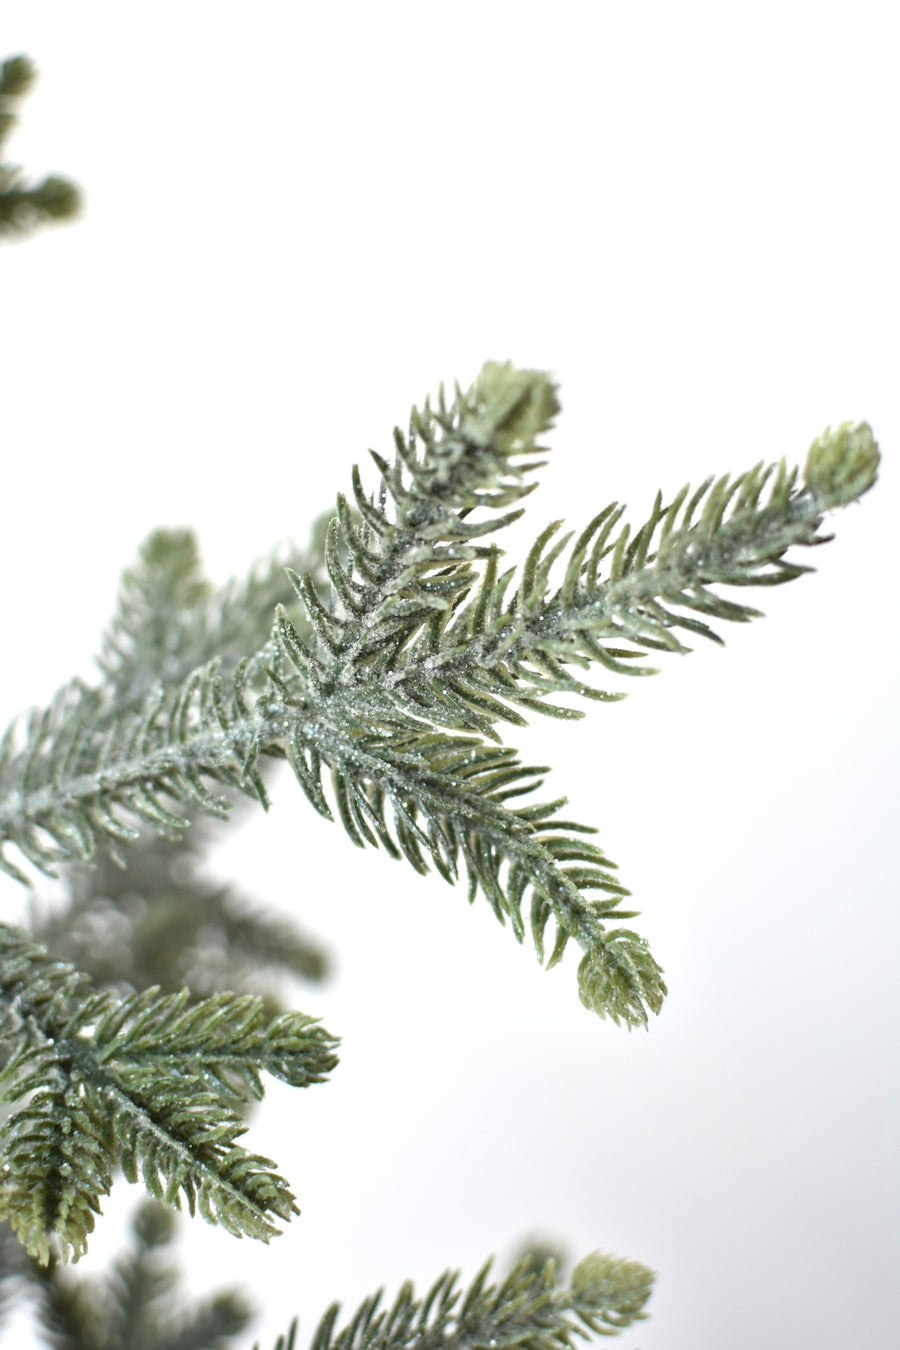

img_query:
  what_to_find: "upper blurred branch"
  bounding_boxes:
[0,55,81,238]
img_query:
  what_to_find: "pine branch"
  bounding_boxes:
[95,531,215,717]
[260,1249,655,1350]
[0,646,660,1024]
[268,716,664,1028]
[0,364,560,881]
[0,668,244,884]
[300,406,879,732]
[21,1201,251,1350]
[6,523,333,888]
[102,1204,180,1350]
[23,1255,100,1350]
[276,362,559,707]
[96,524,328,725]
[31,842,328,1004]
[0,926,338,1264]
[0,366,877,1030]
[0,56,81,237]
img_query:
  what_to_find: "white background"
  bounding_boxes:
[1,3,898,1347]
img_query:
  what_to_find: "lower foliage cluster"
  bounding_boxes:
[0,359,879,1346]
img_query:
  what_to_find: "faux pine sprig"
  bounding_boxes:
[310,382,878,726]
[261,1249,655,1350]
[96,524,327,725]
[0,364,879,1036]
[1,1199,253,1350]
[2,49,881,1348]
[0,56,80,235]
[0,1220,653,1350]
[0,925,339,1265]
[30,831,329,1005]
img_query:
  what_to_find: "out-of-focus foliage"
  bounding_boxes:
[30,829,328,1011]
[0,56,80,236]
[1,1200,252,1349]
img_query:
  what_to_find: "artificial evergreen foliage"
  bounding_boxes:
[0,1199,252,1349]
[0,924,339,1264]
[0,57,80,236]
[0,362,879,1031]
[0,355,879,1332]
[259,1250,655,1350]
[29,831,328,1007]
[0,50,881,1347]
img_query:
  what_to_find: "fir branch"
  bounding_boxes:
[267,713,664,1027]
[300,411,879,731]
[96,524,328,725]
[32,837,328,1004]
[260,1250,654,1350]
[0,367,877,1030]
[277,362,559,703]
[0,645,661,1025]
[0,668,237,883]
[23,1254,101,1350]
[0,56,81,237]
[0,926,338,1264]
[96,530,215,713]
[22,1201,251,1350]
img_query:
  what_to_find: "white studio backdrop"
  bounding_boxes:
[1,3,897,1348]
